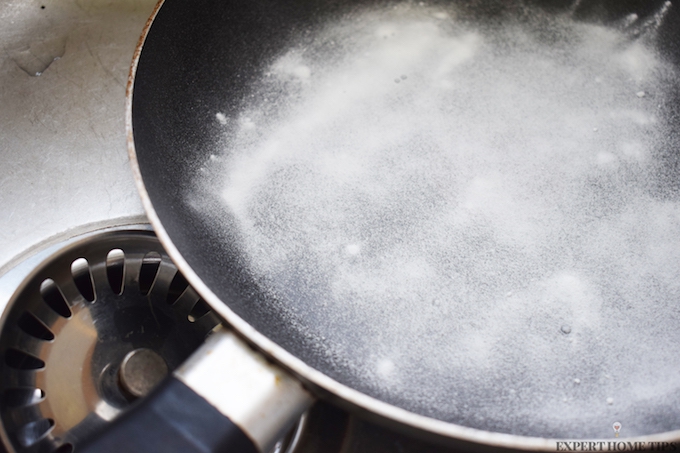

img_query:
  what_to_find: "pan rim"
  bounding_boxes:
[125,0,680,449]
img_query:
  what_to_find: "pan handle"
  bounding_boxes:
[79,328,314,453]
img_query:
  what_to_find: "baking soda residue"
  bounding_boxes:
[201,2,680,438]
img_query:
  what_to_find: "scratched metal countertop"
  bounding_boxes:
[0,0,155,277]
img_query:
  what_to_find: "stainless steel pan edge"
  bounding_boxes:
[125,1,680,450]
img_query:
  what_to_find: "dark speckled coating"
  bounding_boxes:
[130,0,680,445]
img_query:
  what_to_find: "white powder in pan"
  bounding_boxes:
[204,3,680,438]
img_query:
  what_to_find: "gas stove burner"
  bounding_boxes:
[0,228,221,453]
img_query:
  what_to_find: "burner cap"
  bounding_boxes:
[0,228,220,453]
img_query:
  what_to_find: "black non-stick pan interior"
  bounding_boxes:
[132,0,680,439]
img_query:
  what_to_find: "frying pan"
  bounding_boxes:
[82,0,680,451]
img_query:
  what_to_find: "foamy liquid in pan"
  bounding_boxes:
[204,3,680,438]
